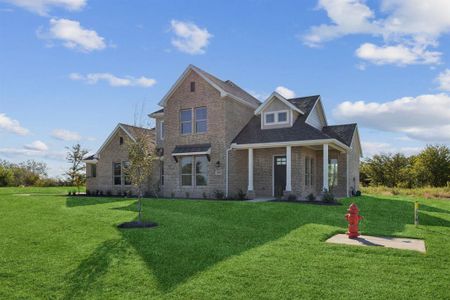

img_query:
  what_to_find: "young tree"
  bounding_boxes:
[125,131,156,223]
[65,144,89,194]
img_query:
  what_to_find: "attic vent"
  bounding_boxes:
[119,137,124,145]
[190,81,195,92]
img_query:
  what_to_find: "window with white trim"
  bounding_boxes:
[123,161,131,185]
[263,110,289,125]
[329,158,338,187]
[160,121,164,140]
[180,109,192,134]
[304,157,314,186]
[195,107,207,133]
[113,162,121,185]
[180,156,208,186]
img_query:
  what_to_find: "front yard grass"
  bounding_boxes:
[0,187,449,299]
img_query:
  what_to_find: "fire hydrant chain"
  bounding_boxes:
[345,203,363,239]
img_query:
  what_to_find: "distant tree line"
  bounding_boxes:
[0,159,69,187]
[361,145,450,188]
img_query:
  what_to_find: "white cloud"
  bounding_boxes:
[0,113,29,135]
[303,0,450,65]
[24,140,48,151]
[333,93,450,142]
[170,20,212,55]
[355,43,441,65]
[275,86,296,99]
[436,69,450,91]
[0,148,65,161]
[2,0,86,15]
[69,72,156,87]
[362,142,422,157]
[40,18,106,52]
[51,129,81,141]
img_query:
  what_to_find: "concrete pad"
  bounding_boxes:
[246,197,275,202]
[326,234,426,253]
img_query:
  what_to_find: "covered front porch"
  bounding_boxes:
[227,140,350,199]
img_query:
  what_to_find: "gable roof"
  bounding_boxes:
[322,124,357,147]
[96,123,155,155]
[158,64,260,109]
[232,95,357,149]
[254,92,305,115]
[149,108,164,118]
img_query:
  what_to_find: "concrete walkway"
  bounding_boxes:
[326,234,426,253]
[246,197,275,202]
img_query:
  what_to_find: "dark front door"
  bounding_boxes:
[274,156,287,198]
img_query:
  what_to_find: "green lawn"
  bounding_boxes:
[0,187,449,299]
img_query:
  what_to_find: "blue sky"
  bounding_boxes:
[1,0,450,177]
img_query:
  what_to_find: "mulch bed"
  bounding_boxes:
[117,221,158,229]
[269,200,342,206]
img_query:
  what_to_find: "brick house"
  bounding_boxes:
[85,65,362,199]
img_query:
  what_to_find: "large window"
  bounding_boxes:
[160,121,164,140]
[123,161,131,185]
[113,162,121,185]
[160,161,164,186]
[91,164,97,178]
[304,157,314,186]
[180,109,192,134]
[195,156,208,186]
[181,157,193,186]
[264,110,289,125]
[329,158,338,187]
[180,156,208,186]
[195,107,207,133]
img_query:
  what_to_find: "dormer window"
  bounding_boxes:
[263,110,289,125]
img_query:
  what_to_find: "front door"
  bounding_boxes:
[274,156,287,198]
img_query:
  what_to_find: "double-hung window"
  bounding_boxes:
[195,107,207,133]
[180,156,208,186]
[328,159,338,187]
[304,157,314,186]
[113,162,121,185]
[264,110,289,125]
[180,109,192,134]
[123,161,131,185]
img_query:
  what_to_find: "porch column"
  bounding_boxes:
[285,145,292,191]
[323,143,329,191]
[247,148,254,192]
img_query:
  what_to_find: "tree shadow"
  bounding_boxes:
[419,204,450,214]
[113,196,415,292]
[65,196,132,208]
[63,239,129,299]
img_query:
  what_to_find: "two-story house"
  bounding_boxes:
[85,65,362,199]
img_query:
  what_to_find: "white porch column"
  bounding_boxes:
[323,143,329,191]
[247,148,254,191]
[285,145,292,192]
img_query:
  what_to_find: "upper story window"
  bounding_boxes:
[195,107,207,133]
[264,110,289,125]
[180,109,192,134]
[160,121,164,140]
[190,81,195,92]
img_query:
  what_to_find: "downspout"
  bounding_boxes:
[346,152,349,197]
[225,146,233,198]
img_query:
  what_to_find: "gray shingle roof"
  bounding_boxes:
[322,124,357,146]
[119,123,155,140]
[172,143,211,154]
[192,66,261,107]
[232,95,356,147]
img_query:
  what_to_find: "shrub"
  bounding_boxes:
[287,194,297,201]
[67,191,72,196]
[214,190,224,200]
[307,193,316,201]
[202,192,207,199]
[106,190,112,196]
[355,190,361,197]
[99,190,104,196]
[86,190,91,196]
[95,190,99,196]
[236,189,247,200]
[321,189,336,203]
[185,192,190,199]
[170,192,175,199]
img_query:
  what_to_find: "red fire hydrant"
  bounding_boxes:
[345,203,363,239]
